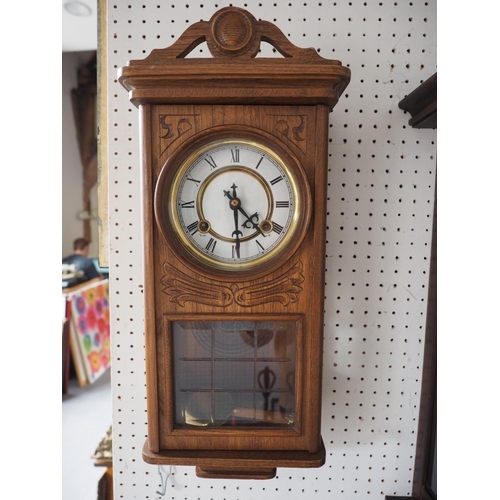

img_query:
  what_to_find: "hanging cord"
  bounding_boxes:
[156,465,172,496]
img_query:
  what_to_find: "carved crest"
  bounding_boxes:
[118,7,351,108]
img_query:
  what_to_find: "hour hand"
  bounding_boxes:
[224,182,239,202]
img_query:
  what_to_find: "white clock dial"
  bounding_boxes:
[168,139,301,271]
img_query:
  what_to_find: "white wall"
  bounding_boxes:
[62,50,99,259]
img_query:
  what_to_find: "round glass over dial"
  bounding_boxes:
[168,138,302,271]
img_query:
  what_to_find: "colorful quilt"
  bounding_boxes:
[69,280,111,384]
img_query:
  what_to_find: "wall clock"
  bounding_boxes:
[118,6,350,479]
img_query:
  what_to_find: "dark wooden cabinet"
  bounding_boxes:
[398,73,437,130]
[391,74,437,500]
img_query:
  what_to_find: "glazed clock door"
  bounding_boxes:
[172,318,298,429]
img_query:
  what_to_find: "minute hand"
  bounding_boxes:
[238,206,266,237]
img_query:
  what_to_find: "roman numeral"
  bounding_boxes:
[204,155,218,170]
[270,176,283,186]
[186,174,201,186]
[275,200,290,208]
[187,221,199,235]
[231,148,240,163]
[255,156,264,169]
[272,222,284,235]
[256,240,265,253]
[205,238,217,253]
[180,200,195,208]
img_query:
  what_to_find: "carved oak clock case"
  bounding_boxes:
[118,7,350,479]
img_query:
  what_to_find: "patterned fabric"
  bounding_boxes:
[68,280,111,384]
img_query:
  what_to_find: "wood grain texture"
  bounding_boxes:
[118,7,350,108]
[139,104,160,453]
[161,260,305,307]
[143,438,326,470]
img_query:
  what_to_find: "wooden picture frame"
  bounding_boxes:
[97,0,109,267]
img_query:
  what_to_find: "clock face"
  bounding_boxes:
[166,138,304,271]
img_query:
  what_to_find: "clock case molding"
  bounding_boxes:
[118,7,350,479]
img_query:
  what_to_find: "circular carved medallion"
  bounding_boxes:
[209,7,256,56]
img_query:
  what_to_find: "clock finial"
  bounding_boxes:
[208,7,257,57]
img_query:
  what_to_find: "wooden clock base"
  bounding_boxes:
[196,466,277,480]
[142,439,326,480]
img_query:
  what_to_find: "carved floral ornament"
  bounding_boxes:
[161,260,305,307]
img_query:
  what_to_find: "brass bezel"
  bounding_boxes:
[168,138,301,272]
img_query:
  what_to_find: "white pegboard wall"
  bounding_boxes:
[107,1,436,499]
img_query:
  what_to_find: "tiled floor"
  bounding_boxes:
[62,368,112,500]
